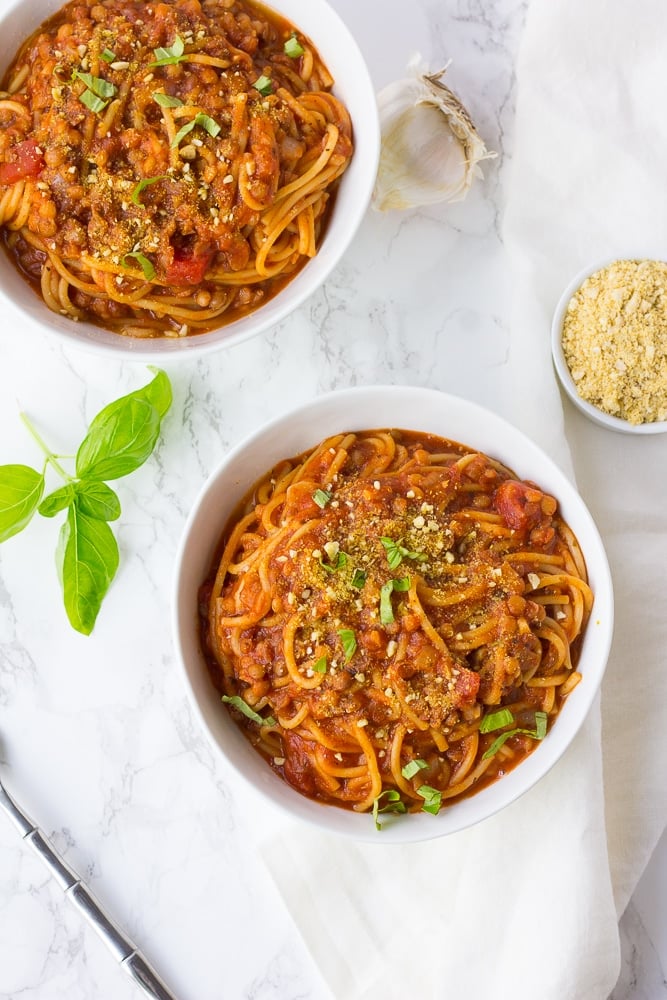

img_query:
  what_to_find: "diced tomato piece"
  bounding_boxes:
[494,480,545,532]
[0,139,45,185]
[452,666,480,708]
[165,246,213,286]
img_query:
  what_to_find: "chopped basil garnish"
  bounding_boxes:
[284,33,304,58]
[152,91,185,108]
[319,551,347,574]
[194,112,221,136]
[253,74,273,96]
[379,576,410,625]
[73,70,117,99]
[100,48,116,63]
[482,711,549,760]
[351,568,367,589]
[418,784,442,815]
[479,707,515,733]
[79,89,107,113]
[338,628,357,663]
[171,113,221,148]
[372,789,407,830]
[131,175,167,205]
[380,536,426,571]
[312,655,328,674]
[151,35,187,66]
[122,251,156,281]
[401,758,428,780]
[222,694,275,726]
[312,488,331,509]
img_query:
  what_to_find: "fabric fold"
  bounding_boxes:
[259,0,667,995]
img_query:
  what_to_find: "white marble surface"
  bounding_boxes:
[0,0,665,998]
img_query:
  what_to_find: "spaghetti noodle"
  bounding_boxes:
[0,0,353,337]
[200,429,593,818]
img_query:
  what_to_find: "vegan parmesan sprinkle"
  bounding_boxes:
[560,259,667,424]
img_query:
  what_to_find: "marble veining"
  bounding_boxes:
[0,0,664,997]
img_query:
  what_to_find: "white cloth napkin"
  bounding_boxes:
[261,1,667,997]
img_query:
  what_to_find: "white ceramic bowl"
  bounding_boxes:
[173,385,614,843]
[551,259,667,434]
[0,0,379,360]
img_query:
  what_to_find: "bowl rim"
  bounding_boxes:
[172,384,615,843]
[551,256,667,435]
[0,0,380,361]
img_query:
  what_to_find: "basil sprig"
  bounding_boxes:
[0,369,172,635]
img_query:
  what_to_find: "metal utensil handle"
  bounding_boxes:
[0,780,178,1000]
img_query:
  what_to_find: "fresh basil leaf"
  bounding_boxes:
[284,33,304,58]
[480,707,515,733]
[131,175,167,205]
[482,711,549,760]
[38,483,75,518]
[312,655,327,674]
[122,251,155,280]
[75,370,171,481]
[100,48,116,63]
[73,70,117,99]
[79,89,107,113]
[194,112,221,137]
[171,119,196,148]
[152,91,184,108]
[372,789,407,830]
[351,568,366,589]
[76,397,159,481]
[313,489,331,509]
[0,464,45,541]
[338,628,357,663]
[418,784,442,815]
[150,35,186,66]
[142,367,173,419]
[401,758,428,780]
[380,580,396,624]
[380,536,403,570]
[380,576,411,625]
[534,711,548,739]
[319,551,347,573]
[222,694,275,726]
[253,74,272,96]
[57,505,119,635]
[380,536,426,570]
[75,481,121,521]
[482,730,516,759]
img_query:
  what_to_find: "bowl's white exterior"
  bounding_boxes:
[173,386,614,843]
[0,0,380,360]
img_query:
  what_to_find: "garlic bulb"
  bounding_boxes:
[373,57,495,212]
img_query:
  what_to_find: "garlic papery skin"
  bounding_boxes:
[372,61,495,212]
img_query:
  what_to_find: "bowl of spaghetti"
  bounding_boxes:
[173,386,614,842]
[0,0,378,357]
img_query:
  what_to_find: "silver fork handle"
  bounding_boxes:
[1,781,178,1000]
